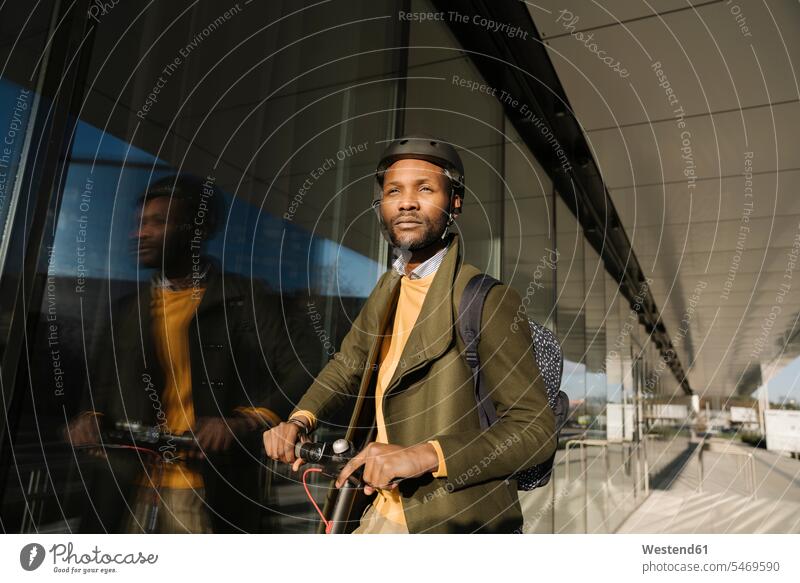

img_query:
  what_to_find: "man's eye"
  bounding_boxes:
[386,188,399,195]
[420,185,432,192]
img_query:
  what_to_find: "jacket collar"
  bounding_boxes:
[381,233,463,394]
[137,256,236,318]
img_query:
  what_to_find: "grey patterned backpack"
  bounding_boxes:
[458,274,569,490]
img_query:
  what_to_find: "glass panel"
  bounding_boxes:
[502,119,556,325]
[1,0,400,534]
[553,195,586,533]
[0,0,64,533]
[604,271,634,531]
[584,242,607,532]
[404,0,503,275]
[0,0,57,355]
[501,119,556,533]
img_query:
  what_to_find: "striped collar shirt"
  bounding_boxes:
[391,240,450,280]
[152,262,211,291]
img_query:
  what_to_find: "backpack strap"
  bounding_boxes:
[458,273,500,430]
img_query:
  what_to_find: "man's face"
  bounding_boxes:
[132,197,193,268]
[379,159,461,250]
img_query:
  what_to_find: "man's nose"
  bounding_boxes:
[131,223,151,241]
[397,193,420,211]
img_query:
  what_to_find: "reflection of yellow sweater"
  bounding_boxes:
[147,287,206,489]
[372,272,447,527]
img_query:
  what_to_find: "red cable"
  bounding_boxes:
[302,467,332,534]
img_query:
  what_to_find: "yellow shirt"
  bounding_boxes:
[147,286,206,489]
[371,272,436,527]
[290,273,449,526]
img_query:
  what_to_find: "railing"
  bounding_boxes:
[561,432,762,534]
[562,437,655,533]
[564,439,610,530]
[696,437,758,499]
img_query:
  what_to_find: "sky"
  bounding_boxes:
[759,355,800,405]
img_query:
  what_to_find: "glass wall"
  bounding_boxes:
[0,0,403,534]
[552,194,587,534]
[583,242,608,532]
[0,0,56,359]
[604,271,634,532]
[502,120,555,325]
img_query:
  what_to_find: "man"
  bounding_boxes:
[264,136,556,533]
[66,174,314,533]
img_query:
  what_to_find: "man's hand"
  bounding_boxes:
[335,442,439,495]
[63,412,105,458]
[192,416,258,459]
[262,421,308,469]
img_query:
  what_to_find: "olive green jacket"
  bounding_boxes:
[294,234,556,533]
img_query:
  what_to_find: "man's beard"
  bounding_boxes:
[388,210,449,251]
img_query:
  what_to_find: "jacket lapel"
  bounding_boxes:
[361,270,402,388]
[128,280,162,388]
[196,258,225,316]
[346,269,402,440]
[381,234,462,397]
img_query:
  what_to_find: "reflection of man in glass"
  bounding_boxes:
[65,174,314,533]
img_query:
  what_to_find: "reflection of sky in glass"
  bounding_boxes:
[561,358,584,401]
[606,383,624,403]
[585,370,607,400]
[44,107,380,297]
[562,359,607,402]
[0,79,34,236]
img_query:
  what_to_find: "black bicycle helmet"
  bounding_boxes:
[372,134,465,242]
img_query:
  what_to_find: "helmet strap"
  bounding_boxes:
[441,190,457,240]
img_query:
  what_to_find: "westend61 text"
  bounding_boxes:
[642,544,708,555]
